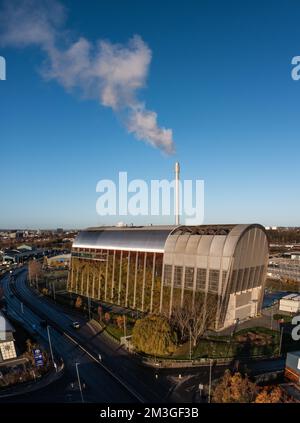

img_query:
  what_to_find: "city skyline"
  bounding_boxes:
[1,0,300,228]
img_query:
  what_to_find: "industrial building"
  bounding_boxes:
[285,351,300,383]
[279,294,300,314]
[68,223,269,330]
[45,254,71,268]
[0,311,17,362]
[268,256,300,282]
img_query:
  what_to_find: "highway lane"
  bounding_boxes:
[2,269,286,403]
[12,270,178,403]
[0,270,140,403]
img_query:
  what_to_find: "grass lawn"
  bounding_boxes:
[104,320,134,341]
[173,327,280,360]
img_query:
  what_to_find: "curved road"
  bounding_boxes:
[1,269,145,402]
[0,268,285,403]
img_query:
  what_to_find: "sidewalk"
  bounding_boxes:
[0,362,65,399]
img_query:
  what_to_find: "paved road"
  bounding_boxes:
[0,268,286,403]
[0,269,140,403]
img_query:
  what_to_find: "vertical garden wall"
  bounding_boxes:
[69,249,164,313]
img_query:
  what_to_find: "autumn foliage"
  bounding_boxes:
[212,370,257,403]
[255,386,282,403]
[132,315,177,356]
[28,259,43,282]
[116,315,124,329]
[75,296,82,308]
[212,370,287,403]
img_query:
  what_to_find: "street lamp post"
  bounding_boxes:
[46,325,56,372]
[52,282,56,301]
[270,305,274,330]
[189,327,192,361]
[279,326,284,356]
[123,315,127,338]
[208,359,213,403]
[75,362,84,403]
[88,296,91,320]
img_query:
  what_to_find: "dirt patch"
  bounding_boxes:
[235,331,273,346]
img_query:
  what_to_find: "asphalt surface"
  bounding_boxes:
[0,269,141,403]
[0,268,286,403]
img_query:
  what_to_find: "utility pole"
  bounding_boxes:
[279,326,284,356]
[88,296,91,320]
[123,315,127,338]
[208,359,213,403]
[270,305,274,330]
[75,362,84,403]
[47,325,56,371]
[189,327,192,361]
[52,282,56,301]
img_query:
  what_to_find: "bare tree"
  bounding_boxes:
[28,260,42,283]
[171,294,218,346]
[187,294,217,346]
[171,303,191,341]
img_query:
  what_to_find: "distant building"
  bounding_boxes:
[15,231,24,240]
[285,351,300,383]
[0,312,17,362]
[2,252,18,264]
[46,254,71,268]
[279,294,300,313]
[268,256,300,282]
[16,244,33,251]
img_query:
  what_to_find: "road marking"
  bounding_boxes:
[4,273,145,403]
[63,331,145,403]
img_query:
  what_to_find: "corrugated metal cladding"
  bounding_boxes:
[163,224,268,292]
[69,224,269,330]
[162,224,269,328]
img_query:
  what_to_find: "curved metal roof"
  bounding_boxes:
[72,224,267,254]
[164,224,267,259]
[73,226,174,252]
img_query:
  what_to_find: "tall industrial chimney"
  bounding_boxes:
[175,162,180,225]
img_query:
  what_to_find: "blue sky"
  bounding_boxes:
[1,0,300,229]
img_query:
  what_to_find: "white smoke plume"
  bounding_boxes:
[0,0,175,154]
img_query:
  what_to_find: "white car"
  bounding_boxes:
[72,321,80,329]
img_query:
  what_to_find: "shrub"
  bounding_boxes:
[75,296,82,308]
[131,315,177,356]
[212,370,257,403]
